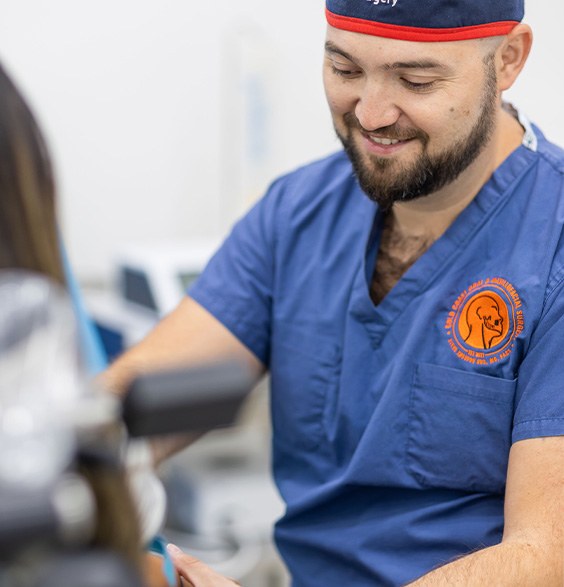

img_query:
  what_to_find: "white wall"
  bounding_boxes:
[0,1,561,285]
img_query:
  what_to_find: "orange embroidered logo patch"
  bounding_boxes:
[445,278,524,365]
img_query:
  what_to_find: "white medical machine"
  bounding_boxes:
[116,239,220,317]
[86,239,220,352]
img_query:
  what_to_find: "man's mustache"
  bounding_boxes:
[342,112,429,144]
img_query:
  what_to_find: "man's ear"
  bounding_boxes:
[497,24,533,92]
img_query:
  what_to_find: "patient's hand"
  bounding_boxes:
[166,544,241,587]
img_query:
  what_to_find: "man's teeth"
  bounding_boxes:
[369,136,401,145]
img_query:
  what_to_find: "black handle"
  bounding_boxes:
[122,360,255,437]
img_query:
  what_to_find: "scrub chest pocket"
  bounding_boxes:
[407,363,517,494]
[269,322,341,451]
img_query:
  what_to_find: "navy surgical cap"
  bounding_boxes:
[326,0,524,41]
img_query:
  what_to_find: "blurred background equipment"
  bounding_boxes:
[0,270,288,586]
[85,239,219,360]
[0,271,141,586]
[116,239,220,317]
[161,409,288,587]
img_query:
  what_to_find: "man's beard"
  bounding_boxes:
[336,59,498,210]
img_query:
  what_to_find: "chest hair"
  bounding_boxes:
[370,213,434,305]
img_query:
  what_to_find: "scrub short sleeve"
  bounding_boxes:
[513,279,564,442]
[188,180,284,366]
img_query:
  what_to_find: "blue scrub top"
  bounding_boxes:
[190,122,564,586]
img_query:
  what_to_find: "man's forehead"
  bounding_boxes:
[325,0,524,43]
[324,27,475,70]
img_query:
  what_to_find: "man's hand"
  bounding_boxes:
[166,544,242,587]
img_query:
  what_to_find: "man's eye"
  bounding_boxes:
[401,78,436,91]
[331,65,360,78]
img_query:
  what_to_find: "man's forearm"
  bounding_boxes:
[407,541,562,586]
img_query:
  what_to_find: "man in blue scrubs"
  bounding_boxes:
[105,1,564,584]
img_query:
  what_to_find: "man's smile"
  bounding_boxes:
[360,130,417,155]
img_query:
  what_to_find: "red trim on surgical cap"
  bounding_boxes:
[326,8,519,41]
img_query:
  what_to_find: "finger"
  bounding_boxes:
[167,544,240,587]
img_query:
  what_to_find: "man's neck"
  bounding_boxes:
[370,106,526,305]
[390,107,525,243]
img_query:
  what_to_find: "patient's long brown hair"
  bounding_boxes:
[0,63,64,283]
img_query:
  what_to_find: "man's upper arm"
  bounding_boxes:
[502,436,564,570]
[102,296,265,396]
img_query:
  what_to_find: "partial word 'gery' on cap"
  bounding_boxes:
[325,0,525,42]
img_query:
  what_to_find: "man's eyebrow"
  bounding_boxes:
[384,60,449,71]
[325,41,451,73]
[324,41,355,62]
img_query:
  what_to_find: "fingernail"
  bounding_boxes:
[166,543,181,555]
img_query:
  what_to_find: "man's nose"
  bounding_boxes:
[354,81,402,132]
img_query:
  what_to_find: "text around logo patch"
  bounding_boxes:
[445,278,524,365]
